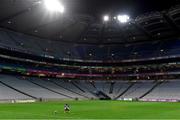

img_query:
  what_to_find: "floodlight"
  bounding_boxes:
[103,15,110,22]
[43,0,64,13]
[117,15,130,23]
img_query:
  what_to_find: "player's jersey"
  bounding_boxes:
[64,104,70,111]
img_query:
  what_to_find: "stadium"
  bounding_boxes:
[0,0,180,119]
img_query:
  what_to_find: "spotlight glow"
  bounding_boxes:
[44,0,64,13]
[117,15,130,23]
[103,15,110,22]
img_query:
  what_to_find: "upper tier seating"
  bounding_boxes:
[0,28,179,60]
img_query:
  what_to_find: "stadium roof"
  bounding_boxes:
[0,0,180,45]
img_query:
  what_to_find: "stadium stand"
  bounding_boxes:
[1,73,180,101]
[0,5,180,102]
[0,28,180,61]
[0,81,31,100]
[143,80,180,99]
[0,75,70,100]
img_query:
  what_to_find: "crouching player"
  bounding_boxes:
[64,104,70,113]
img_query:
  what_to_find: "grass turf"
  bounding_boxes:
[0,100,180,119]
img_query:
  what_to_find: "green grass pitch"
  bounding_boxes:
[0,100,180,119]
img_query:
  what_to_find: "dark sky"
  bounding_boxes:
[67,0,180,18]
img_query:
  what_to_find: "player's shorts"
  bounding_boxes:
[64,108,70,111]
